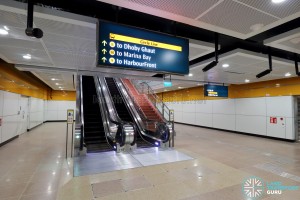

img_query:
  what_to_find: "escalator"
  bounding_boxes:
[105,77,155,148]
[82,76,111,152]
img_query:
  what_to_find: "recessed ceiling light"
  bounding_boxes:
[55,83,60,85]
[178,86,184,89]
[0,29,8,35]
[3,26,9,31]
[51,78,57,81]
[197,83,201,86]
[245,79,250,83]
[23,54,31,59]
[222,64,229,68]
[188,73,193,77]
[285,72,291,77]
[250,23,264,31]
[272,0,286,4]
[276,83,280,87]
[164,89,168,92]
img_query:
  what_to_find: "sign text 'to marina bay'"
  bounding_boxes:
[98,21,189,75]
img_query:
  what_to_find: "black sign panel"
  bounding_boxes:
[98,21,189,75]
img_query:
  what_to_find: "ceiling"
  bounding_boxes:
[97,0,300,39]
[0,0,299,93]
[152,49,297,93]
[264,27,300,54]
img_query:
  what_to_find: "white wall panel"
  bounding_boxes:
[45,100,76,121]
[1,115,19,142]
[267,117,286,139]
[170,102,183,113]
[3,91,19,116]
[174,111,183,123]
[195,113,213,127]
[181,112,195,125]
[266,96,293,117]
[236,115,266,135]
[0,90,4,116]
[213,99,235,115]
[236,98,266,116]
[213,114,235,130]
[28,97,44,129]
[182,101,196,113]
[285,118,295,140]
[46,111,58,121]
[195,100,213,113]
[47,101,58,111]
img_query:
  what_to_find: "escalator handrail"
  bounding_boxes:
[79,75,84,150]
[95,77,122,126]
[101,77,124,124]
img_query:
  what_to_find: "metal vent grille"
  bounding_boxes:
[0,46,51,64]
[49,51,95,68]
[33,17,96,40]
[237,0,300,19]
[43,33,96,56]
[198,0,278,34]
[0,37,44,50]
[125,0,220,18]
[0,9,26,28]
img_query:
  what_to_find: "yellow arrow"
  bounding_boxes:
[102,49,107,54]
[102,57,107,63]
[102,40,107,46]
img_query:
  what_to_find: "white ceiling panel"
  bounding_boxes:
[146,49,295,92]
[198,0,278,35]
[237,0,300,19]
[126,0,220,19]
[49,52,95,69]
[42,32,96,56]
[0,9,26,28]
[0,46,52,65]
[98,0,300,39]
[32,71,75,91]
[264,27,300,54]
[33,17,96,40]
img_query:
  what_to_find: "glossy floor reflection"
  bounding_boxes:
[74,148,193,176]
[1,122,300,200]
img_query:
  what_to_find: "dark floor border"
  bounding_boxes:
[0,135,19,147]
[175,122,296,143]
[27,122,44,132]
[44,120,67,123]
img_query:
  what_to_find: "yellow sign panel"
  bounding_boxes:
[109,33,182,52]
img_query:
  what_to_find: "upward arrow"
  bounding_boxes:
[102,40,107,46]
[102,49,107,54]
[102,57,107,63]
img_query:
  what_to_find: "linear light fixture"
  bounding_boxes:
[203,33,219,72]
[256,50,272,79]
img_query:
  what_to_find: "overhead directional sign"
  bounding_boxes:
[204,85,228,97]
[98,21,189,75]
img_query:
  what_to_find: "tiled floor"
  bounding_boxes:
[1,122,300,200]
[74,148,193,176]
